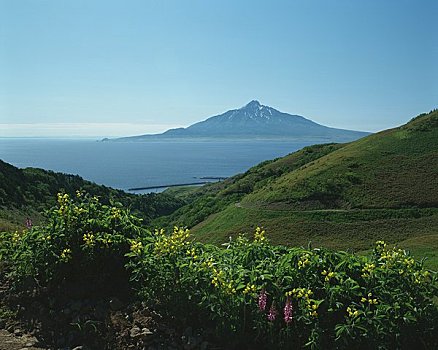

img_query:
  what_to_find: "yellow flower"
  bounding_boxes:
[154,227,191,255]
[111,207,122,219]
[83,233,95,247]
[254,227,267,243]
[243,283,257,294]
[11,231,21,243]
[347,306,359,318]
[298,253,311,269]
[60,248,72,262]
[130,240,143,255]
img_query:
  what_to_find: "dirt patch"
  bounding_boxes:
[0,329,44,350]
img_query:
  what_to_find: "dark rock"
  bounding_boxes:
[109,297,123,311]
[183,327,192,337]
[71,300,82,312]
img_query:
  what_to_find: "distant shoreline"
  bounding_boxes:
[128,181,212,191]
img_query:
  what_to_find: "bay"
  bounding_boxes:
[0,138,313,193]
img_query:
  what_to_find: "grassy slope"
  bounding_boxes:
[184,110,438,267]
[154,143,345,228]
[243,110,438,209]
[0,160,186,231]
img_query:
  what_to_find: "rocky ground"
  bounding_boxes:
[0,270,224,350]
[0,296,221,350]
[0,329,44,350]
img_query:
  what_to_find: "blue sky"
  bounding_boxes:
[0,0,436,137]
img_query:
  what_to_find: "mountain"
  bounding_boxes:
[153,109,438,266]
[107,100,369,142]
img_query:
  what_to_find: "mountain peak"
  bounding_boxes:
[108,100,370,142]
[243,100,262,109]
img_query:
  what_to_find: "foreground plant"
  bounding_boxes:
[128,226,438,349]
[0,191,149,295]
[1,194,437,348]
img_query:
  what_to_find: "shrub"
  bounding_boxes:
[128,229,438,349]
[1,191,149,297]
[1,195,437,348]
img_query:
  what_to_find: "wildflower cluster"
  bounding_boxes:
[3,191,146,289]
[60,248,72,262]
[111,207,122,220]
[209,266,236,294]
[186,247,198,260]
[83,233,95,248]
[297,252,311,269]
[154,227,190,255]
[361,262,376,277]
[57,192,70,215]
[11,231,21,244]
[258,289,267,311]
[286,288,318,317]
[283,297,293,324]
[346,306,360,318]
[130,240,143,255]
[201,257,214,269]
[267,303,278,321]
[254,227,267,243]
[243,283,257,295]
[361,292,378,305]
[321,269,336,282]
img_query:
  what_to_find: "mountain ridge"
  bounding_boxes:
[106,100,369,142]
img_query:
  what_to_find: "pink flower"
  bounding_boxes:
[258,289,267,311]
[283,298,293,324]
[267,303,278,321]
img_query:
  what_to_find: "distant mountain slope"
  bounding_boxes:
[0,160,185,230]
[108,100,369,142]
[153,109,438,254]
[243,109,438,210]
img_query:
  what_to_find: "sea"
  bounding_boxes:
[0,138,313,193]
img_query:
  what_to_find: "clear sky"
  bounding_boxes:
[0,0,437,137]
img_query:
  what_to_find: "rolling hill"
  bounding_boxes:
[0,160,185,231]
[107,100,369,142]
[155,109,438,267]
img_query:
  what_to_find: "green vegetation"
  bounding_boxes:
[0,159,186,230]
[155,142,345,228]
[154,110,438,266]
[244,110,438,209]
[1,195,437,349]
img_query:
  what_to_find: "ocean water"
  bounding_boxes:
[0,138,313,193]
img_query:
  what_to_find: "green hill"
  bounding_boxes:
[156,110,438,268]
[242,110,438,210]
[0,160,185,231]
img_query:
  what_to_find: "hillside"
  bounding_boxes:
[0,160,186,231]
[108,100,369,142]
[243,109,438,210]
[155,110,438,267]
